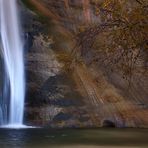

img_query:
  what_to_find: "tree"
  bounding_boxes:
[73,0,148,83]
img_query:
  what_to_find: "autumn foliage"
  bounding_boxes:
[74,0,148,81]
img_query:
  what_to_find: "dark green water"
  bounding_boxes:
[0,128,147,148]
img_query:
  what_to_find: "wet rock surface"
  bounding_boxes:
[21,0,148,128]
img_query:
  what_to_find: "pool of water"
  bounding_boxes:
[0,128,147,148]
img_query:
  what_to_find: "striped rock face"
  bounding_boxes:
[21,0,148,128]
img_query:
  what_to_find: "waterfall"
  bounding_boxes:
[0,0,25,127]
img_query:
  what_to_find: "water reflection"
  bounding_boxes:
[0,128,147,148]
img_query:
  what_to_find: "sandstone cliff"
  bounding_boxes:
[21,0,148,128]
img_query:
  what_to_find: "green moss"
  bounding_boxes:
[21,0,37,12]
[21,0,72,51]
[21,0,50,29]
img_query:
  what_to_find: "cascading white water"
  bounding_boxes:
[0,0,25,127]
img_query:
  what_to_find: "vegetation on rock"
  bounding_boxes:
[73,0,148,83]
